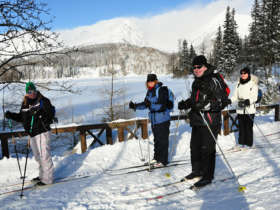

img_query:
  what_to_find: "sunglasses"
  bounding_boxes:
[240,72,248,75]
[192,65,203,70]
[27,90,36,94]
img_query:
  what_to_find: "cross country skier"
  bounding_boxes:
[5,82,55,186]
[230,67,258,150]
[178,55,230,188]
[129,74,173,167]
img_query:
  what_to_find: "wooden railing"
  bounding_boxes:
[0,115,189,159]
[1,104,278,159]
[222,104,280,136]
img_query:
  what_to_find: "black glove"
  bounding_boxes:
[238,100,246,108]
[238,99,250,108]
[29,105,40,115]
[129,101,136,110]
[5,111,12,119]
[53,117,58,123]
[244,99,250,106]
[178,100,186,110]
[144,98,151,108]
[225,99,232,105]
[210,100,222,111]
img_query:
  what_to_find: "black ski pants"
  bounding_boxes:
[238,114,255,147]
[190,126,218,180]
[152,121,170,165]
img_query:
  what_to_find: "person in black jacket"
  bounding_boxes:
[5,82,55,186]
[178,55,229,188]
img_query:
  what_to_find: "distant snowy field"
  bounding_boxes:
[0,75,280,209]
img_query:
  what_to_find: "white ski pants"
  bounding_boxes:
[30,131,54,184]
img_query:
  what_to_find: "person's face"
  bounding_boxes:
[26,90,37,99]
[193,65,207,78]
[147,81,156,88]
[241,72,249,80]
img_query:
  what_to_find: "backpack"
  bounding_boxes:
[155,86,175,112]
[213,73,230,97]
[256,89,262,103]
[50,104,58,123]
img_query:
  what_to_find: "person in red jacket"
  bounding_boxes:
[178,55,230,188]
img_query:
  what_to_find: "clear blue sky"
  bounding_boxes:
[43,0,213,30]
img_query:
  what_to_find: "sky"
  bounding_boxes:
[43,0,214,30]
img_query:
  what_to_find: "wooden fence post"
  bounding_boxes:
[118,127,125,142]
[0,138,9,158]
[80,131,87,153]
[222,111,230,136]
[106,126,113,145]
[141,120,148,139]
[275,104,280,121]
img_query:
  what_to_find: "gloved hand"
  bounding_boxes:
[178,100,186,110]
[244,99,250,106]
[129,101,136,110]
[238,100,246,108]
[225,99,232,105]
[144,98,151,108]
[238,99,250,108]
[210,100,222,111]
[178,99,192,110]
[29,105,40,115]
[5,111,12,119]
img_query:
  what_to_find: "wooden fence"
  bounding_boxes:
[1,104,278,159]
[222,104,280,135]
[0,115,188,159]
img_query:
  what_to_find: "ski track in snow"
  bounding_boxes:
[0,75,280,209]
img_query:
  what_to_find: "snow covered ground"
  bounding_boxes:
[0,75,280,209]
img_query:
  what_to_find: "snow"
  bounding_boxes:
[0,75,280,209]
[57,3,252,53]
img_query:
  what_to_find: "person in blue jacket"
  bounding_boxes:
[129,74,171,167]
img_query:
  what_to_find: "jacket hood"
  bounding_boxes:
[251,74,259,85]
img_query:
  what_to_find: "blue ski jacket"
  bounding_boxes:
[135,82,171,126]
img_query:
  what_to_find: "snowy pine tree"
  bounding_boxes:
[181,40,190,71]
[189,44,197,63]
[221,6,240,75]
[261,0,280,74]
[248,0,263,69]
[212,26,223,71]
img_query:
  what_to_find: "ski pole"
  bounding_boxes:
[20,138,30,198]
[146,119,151,172]
[199,111,246,193]
[8,120,23,179]
[169,114,181,160]
[135,120,145,162]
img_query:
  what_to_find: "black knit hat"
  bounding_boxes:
[146,74,158,82]
[240,67,250,75]
[192,55,209,67]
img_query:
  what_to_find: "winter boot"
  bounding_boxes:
[31,177,40,183]
[152,162,165,168]
[181,172,202,182]
[193,178,212,188]
[35,181,47,187]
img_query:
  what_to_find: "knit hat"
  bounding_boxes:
[146,74,158,82]
[25,82,36,93]
[240,67,250,75]
[192,55,209,67]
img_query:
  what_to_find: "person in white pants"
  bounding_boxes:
[30,131,53,185]
[5,82,55,186]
